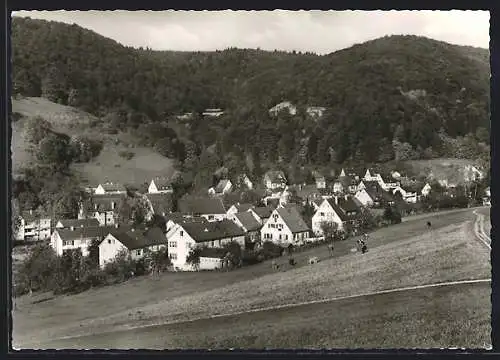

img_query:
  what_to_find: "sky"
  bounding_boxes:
[12,10,490,54]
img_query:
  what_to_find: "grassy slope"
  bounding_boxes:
[11,97,174,185]
[13,209,489,347]
[24,282,490,349]
[404,158,477,183]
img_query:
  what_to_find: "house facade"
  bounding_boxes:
[51,225,113,256]
[98,227,166,269]
[263,170,287,191]
[167,219,245,271]
[17,210,52,242]
[260,205,310,246]
[236,174,253,190]
[148,178,173,194]
[208,179,233,196]
[229,211,263,246]
[311,196,361,235]
[354,188,374,207]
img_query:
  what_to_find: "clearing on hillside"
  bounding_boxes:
[11,97,174,185]
[405,158,479,184]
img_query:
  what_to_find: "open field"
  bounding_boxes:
[24,281,490,349]
[13,208,489,348]
[11,97,174,184]
[404,158,477,184]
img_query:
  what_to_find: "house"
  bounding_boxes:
[83,194,123,226]
[167,219,246,271]
[260,205,310,246]
[310,199,324,211]
[311,196,362,235]
[202,108,225,117]
[144,193,173,217]
[16,210,52,242]
[462,164,484,183]
[165,213,209,235]
[249,206,274,225]
[229,211,263,246]
[178,197,227,222]
[392,186,418,204]
[334,175,358,194]
[55,218,100,230]
[269,101,297,117]
[263,170,287,190]
[356,181,396,208]
[51,225,115,256]
[208,179,233,196]
[306,106,327,118]
[235,174,253,190]
[291,184,322,204]
[421,183,432,197]
[148,177,173,194]
[94,182,127,195]
[99,226,167,269]
[391,171,402,180]
[312,172,326,189]
[226,203,255,216]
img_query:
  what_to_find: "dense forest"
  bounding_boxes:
[11,16,490,184]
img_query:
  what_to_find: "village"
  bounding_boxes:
[13,161,490,274]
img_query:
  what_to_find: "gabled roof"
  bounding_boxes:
[325,197,361,222]
[145,193,173,215]
[106,226,166,250]
[21,210,51,222]
[234,211,262,232]
[99,183,127,193]
[56,225,116,241]
[178,197,226,215]
[264,170,286,183]
[165,213,208,225]
[232,203,254,213]
[181,219,246,243]
[199,247,227,259]
[292,185,321,200]
[57,218,100,228]
[275,206,310,234]
[338,175,357,187]
[151,177,173,190]
[252,206,273,219]
[215,179,231,193]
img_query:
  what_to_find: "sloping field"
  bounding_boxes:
[13,209,489,348]
[25,281,490,349]
[404,158,477,184]
[11,97,174,185]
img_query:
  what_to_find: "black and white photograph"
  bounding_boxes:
[10,10,491,350]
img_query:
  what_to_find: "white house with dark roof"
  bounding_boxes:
[306,106,326,118]
[421,183,432,197]
[260,205,310,246]
[148,177,173,194]
[144,193,173,217]
[208,179,233,196]
[50,225,115,256]
[235,173,253,190]
[202,108,225,117]
[263,170,287,191]
[94,182,127,195]
[16,209,52,242]
[229,211,263,244]
[311,196,362,235]
[98,226,167,269]
[167,219,246,271]
[83,194,123,225]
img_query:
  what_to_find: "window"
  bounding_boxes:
[136,249,142,256]
[208,215,214,220]
[180,231,184,237]
[169,253,177,260]
[320,212,325,216]
[169,241,177,248]
[285,235,288,240]
[63,240,74,246]
[108,239,112,244]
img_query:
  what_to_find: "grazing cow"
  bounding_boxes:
[271,260,280,271]
[308,256,319,265]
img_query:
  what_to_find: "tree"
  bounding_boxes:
[186,247,202,270]
[17,243,58,295]
[320,221,343,242]
[37,133,72,167]
[383,206,402,224]
[145,247,171,278]
[25,116,52,146]
[222,241,243,270]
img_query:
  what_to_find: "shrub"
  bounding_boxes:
[258,241,284,260]
[118,150,135,160]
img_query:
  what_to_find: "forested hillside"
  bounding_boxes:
[11,16,490,184]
